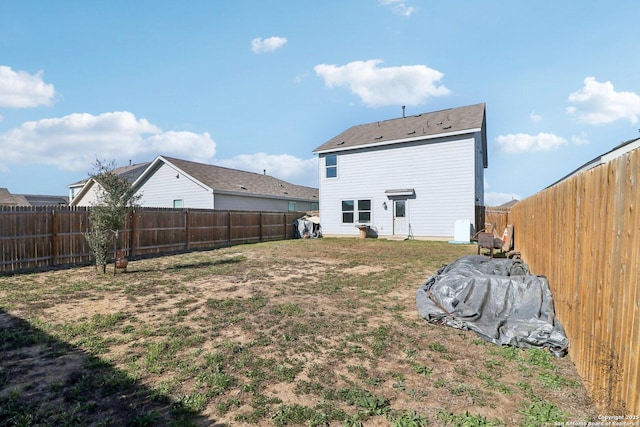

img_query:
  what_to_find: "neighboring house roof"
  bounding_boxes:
[497,199,519,209]
[136,156,318,202]
[547,136,640,188]
[115,162,152,183]
[0,188,68,206]
[69,162,150,188]
[21,194,69,206]
[69,162,151,205]
[313,103,487,166]
[0,188,17,205]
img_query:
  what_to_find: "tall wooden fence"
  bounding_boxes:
[510,148,639,414]
[0,206,303,273]
[484,206,511,236]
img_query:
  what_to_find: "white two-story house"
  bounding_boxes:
[313,103,487,239]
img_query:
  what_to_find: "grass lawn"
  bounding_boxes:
[0,238,597,426]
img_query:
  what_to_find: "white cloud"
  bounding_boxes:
[495,132,568,153]
[251,36,288,53]
[567,77,640,124]
[0,65,56,108]
[379,0,414,16]
[314,59,450,107]
[483,179,521,206]
[571,131,589,145]
[530,111,543,123]
[0,111,216,171]
[217,153,318,187]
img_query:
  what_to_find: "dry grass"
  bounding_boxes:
[0,238,597,426]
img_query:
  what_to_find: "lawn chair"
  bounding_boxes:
[473,228,503,258]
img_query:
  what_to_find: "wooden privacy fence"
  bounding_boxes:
[483,206,511,236]
[0,207,302,273]
[511,148,639,415]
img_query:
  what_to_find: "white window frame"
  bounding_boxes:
[357,199,372,224]
[325,154,337,178]
[341,199,354,223]
[341,198,372,224]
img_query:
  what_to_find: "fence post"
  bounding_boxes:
[227,211,232,244]
[185,209,191,251]
[259,212,263,242]
[129,210,137,257]
[51,209,59,266]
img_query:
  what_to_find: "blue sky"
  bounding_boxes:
[1,1,639,206]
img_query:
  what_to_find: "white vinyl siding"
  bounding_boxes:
[72,181,103,207]
[135,163,214,209]
[319,136,477,238]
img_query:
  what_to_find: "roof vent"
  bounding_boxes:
[240,185,247,190]
[407,130,416,135]
[375,135,383,140]
[337,141,345,145]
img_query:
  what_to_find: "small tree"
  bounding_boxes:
[84,159,141,273]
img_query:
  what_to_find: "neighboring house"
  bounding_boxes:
[547,136,640,188]
[0,187,68,207]
[312,103,487,239]
[130,156,318,212]
[69,156,319,212]
[69,162,150,206]
[0,188,19,206]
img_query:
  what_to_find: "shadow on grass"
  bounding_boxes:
[0,309,216,426]
[128,256,244,274]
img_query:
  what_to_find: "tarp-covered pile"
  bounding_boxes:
[293,215,322,239]
[416,255,568,357]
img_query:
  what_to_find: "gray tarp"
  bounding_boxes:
[416,255,568,357]
[293,216,322,239]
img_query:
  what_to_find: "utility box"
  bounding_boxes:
[453,219,471,243]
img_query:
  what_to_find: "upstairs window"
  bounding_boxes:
[173,199,183,208]
[326,154,337,178]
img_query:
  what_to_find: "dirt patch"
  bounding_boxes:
[0,239,598,426]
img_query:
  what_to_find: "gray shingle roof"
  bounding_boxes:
[314,103,486,153]
[69,162,150,187]
[160,156,318,202]
[21,194,69,206]
[0,188,68,206]
[0,188,17,205]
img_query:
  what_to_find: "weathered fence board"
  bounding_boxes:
[510,148,640,415]
[483,206,511,236]
[0,207,304,273]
